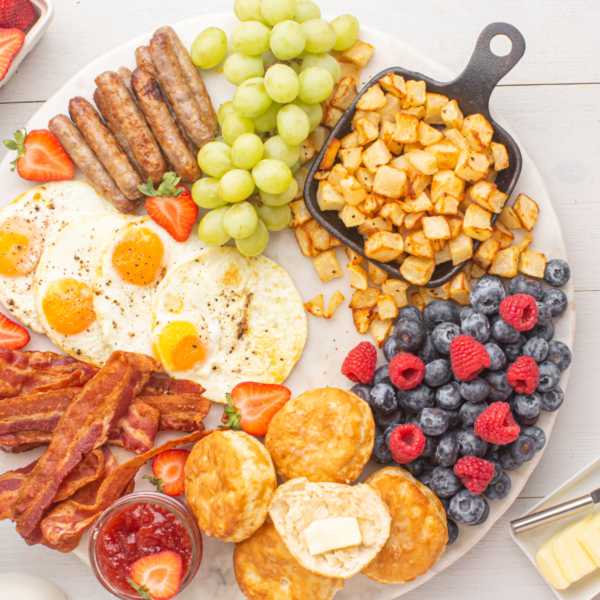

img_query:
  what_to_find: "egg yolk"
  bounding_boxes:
[112,227,165,287]
[42,278,96,336]
[0,218,43,277]
[157,321,207,372]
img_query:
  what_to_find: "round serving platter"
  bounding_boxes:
[0,12,575,600]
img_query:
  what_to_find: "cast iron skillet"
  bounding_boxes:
[304,23,526,287]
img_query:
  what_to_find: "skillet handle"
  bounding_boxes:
[444,22,526,117]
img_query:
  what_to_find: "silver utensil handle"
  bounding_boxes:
[511,495,595,535]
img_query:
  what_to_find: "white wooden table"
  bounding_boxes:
[1,0,599,598]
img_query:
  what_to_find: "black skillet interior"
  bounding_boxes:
[304,23,526,288]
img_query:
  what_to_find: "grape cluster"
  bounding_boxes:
[189,0,360,256]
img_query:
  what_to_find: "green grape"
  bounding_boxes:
[259,178,298,205]
[300,52,341,83]
[233,77,272,118]
[294,0,320,23]
[231,21,271,56]
[198,142,234,178]
[217,101,236,127]
[252,159,292,194]
[263,135,300,167]
[291,159,302,174]
[331,14,360,51]
[264,64,299,104]
[291,97,322,131]
[301,19,337,53]
[192,177,227,209]
[255,202,291,230]
[222,112,255,146]
[289,61,301,75]
[236,218,269,256]
[234,0,267,24]
[219,169,256,203]
[298,67,333,104]
[198,207,231,246]
[252,102,281,132]
[270,20,306,60]
[223,53,265,86]
[191,27,228,69]
[214,136,226,144]
[223,201,258,239]
[261,0,296,26]
[231,133,264,170]
[277,103,310,146]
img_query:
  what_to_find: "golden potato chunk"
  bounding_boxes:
[317,180,345,211]
[449,272,472,305]
[295,221,318,257]
[425,140,461,170]
[489,247,519,278]
[461,114,494,151]
[431,169,465,202]
[519,250,546,278]
[358,216,393,235]
[515,233,534,254]
[311,223,341,252]
[339,147,362,173]
[463,203,493,241]
[339,203,367,228]
[411,292,426,312]
[441,99,464,130]
[352,307,376,334]
[407,173,432,199]
[405,229,434,258]
[434,244,452,265]
[448,232,473,265]
[403,80,426,107]
[499,205,523,229]
[313,250,343,282]
[379,73,407,98]
[357,83,387,111]
[362,139,392,174]
[339,175,368,205]
[422,215,452,240]
[446,215,464,239]
[455,149,490,183]
[347,262,368,290]
[434,193,459,215]
[305,294,324,317]
[405,149,439,175]
[392,113,419,144]
[382,279,410,308]
[378,202,406,227]
[368,260,389,284]
[513,194,539,232]
[355,167,374,191]
[491,142,509,171]
[340,130,359,149]
[418,121,445,146]
[341,40,376,68]
[404,210,426,230]
[288,199,312,229]
[491,221,515,249]
[309,126,330,152]
[377,294,399,320]
[431,239,446,252]
[400,255,436,286]
[473,238,502,269]
[378,119,403,154]
[320,138,341,170]
[330,77,359,111]
[372,165,408,198]
[324,290,345,319]
[356,117,380,145]
[350,287,381,309]
[444,128,469,150]
[364,231,405,262]
[323,106,343,129]
[360,193,385,217]
[400,192,433,214]
[370,315,393,348]
[300,138,317,164]
[424,93,449,125]
[328,163,349,190]
[470,262,488,280]
[345,246,364,264]
[353,110,381,129]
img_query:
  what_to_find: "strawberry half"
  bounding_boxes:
[0,312,29,349]
[128,550,183,600]
[0,28,24,82]
[0,0,36,30]
[220,382,291,436]
[140,172,198,242]
[143,449,190,496]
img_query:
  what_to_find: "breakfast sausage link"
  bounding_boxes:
[48,115,139,214]
[131,67,201,184]
[69,97,143,201]
[95,70,167,185]
[150,33,213,149]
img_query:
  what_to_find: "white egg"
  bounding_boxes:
[0,181,117,333]
[151,246,307,403]
[34,213,138,365]
[0,573,66,600]
[93,217,205,357]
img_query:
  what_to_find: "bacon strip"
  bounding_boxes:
[139,394,211,431]
[12,351,159,542]
[142,376,205,397]
[0,461,35,520]
[0,430,53,453]
[107,399,160,454]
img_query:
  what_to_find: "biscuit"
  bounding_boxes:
[233,518,345,600]
[268,478,391,579]
[184,430,276,543]
[265,388,374,484]
[361,467,448,584]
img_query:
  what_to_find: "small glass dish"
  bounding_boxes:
[89,492,202,600]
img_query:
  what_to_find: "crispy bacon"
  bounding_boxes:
[0,430,53,453]
[12,351,159,542]
[142,376,205,397]
[139,393,211,431]
[0,461,35,520]
[107,399,160,454]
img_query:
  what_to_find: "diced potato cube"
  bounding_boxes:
[353,110,381,129]
[418,121,445,146]
[400,191,433,213]
[444,128,469,150]
[382,279,410,308]
[488,189,508,213]
[430,281,452,300]
[364,231,404,262]
[338,203,367,228]
[390,155,418,178]
[293,167,308,200]
[330,77,359,110]
[347,262,368,290]
[358,216,393,235]
[368,261,388,285]
[411,292,426,312]
[378,95,403,125]
[446,215,464,239]
[425,140,461,170]
[362,139,392,174]
[313,250,342,282]
[317,180,346,211]
[304,294,324,317]
[379,120,403,154]
[516,233,534,254]
[489,247,519,278]
[407,173,432,199]
[404,230,434,258]
[473,238,502,269]
[404,211,426,230]
[339,148,362,174]
[341,40,376,68]
[492,221,515,249]
[418,287,435,305]
[513,194,539,232]
[519,250,546,278]
[424,93,449,124]
[483,146,495,167]
[455,149,490,183]
[379,73,406,98]
[370,314,393,348]
[323,106,344,129]
[378,202,406,227]
[403,80,426,107]
[405,149,439,175]
[470,262,488,280]
[422,216,452,240]
[377,294,398,320]
[327,164,349,190]
[461,114,494,151]
[319,138,341,170]
[449,232,473,265]
[311,223,340,251]
[463,203,493,241]
[289,199,312,228]
[499,206,523,229]
[355,167,374,191]
[468,180,496,211]
[400,107,426,119]
[491,142,509,171]
[309,126,330,152]
[352,308,376,334]
[350,287,381,309]
[431,239,446,252]
[449,272,472,305]
[431,169,465,202]
[372,165,408,198]
[360,193,385,217]
[434,244,452,265]
[356,117,380,145]
[324,290,345,319]
[393,113,419,144]
[357,83,387,111]
[340,130,359,149]
[300,138,317,164]
[400,255,436,286]
[441,99,464,129]
[295,221,318,256]
[434,193,459,215]
[345,246,363,264]
[314,170,330,180]
[339,175,368,205]
[485,168,498,183]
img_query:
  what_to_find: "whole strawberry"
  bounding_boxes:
[341,341,377,384]
[454,457,495,495]
[0,0,35,31]
[474,402,520,444]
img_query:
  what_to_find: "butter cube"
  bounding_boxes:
[536,533,570,590]
[304,517,362,555]
[578,512,600,567]
[551,515,597,583]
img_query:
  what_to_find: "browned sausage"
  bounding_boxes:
[48,114,139,214]
[150,33,213,149]
[131,68,201,184]
[95,71,167,185]
[155,26,218,138]
[68,97,143,201]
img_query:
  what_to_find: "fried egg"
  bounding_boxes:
[150,247,307,403]
[34,213,137,365]
[93,217,205,357]
[0,181,116,333]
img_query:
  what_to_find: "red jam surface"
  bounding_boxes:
[96,502,192,596]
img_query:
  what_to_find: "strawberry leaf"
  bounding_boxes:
[219,393,242,431]
[3,128,27,172]
[138,177,158,197]
[139,172,183,198]
[128,578,153,600]
[142,474,165,493]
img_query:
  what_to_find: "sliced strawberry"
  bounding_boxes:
[129,550,183,600]
[0,28,24,82]
[221,382,291,436]
[0,0,36,31]
[143,449,189,496]
[0,312,29,349]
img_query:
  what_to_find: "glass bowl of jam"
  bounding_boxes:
[89,492,202,599]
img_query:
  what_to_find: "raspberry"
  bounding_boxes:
[341,341,377,384]
[454,457,495,495]
[389,353,425,390]
[507,355,539,393]
[499,294,539,331]
[474,402,520,444]
[389,424,426,463]
[449,335,491,382]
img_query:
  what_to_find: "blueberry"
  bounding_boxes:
[372,434,393,463]
[460,305,475,322]
[546,341,572,372]
[447,519,459,545]
[445,407,462,429]
[484,370,513,402]
[544,259,571,288]
[397,383,435,413]
[473,498,490,526]
[372,406,404,432]
[439,496,451,516]
[470,275,506,316]
[487,457,503,485]
[484,472,512,500]
[384,424,399,446]
[526,320,555,342]
[522,337,548,363]
[421,435,439,458]
[484,343,507,372]
[394,318,427,352]
[541,387,564,412]
[509,434,535,463]
[397,305,425,325]
[404,412,420,426]
[404,456,427,476]
[485,444,500,459]
[513,392,542,420]
[520,414,541,426]
[460,378,490,403]
[424,359,452,387]
[383,335,401,362]
[461,312,491,344]
[522,426,546,452]
[491,318,521,344]
[499,447,522,471]
[504,335,526,362]
[418,407,450,436]
[432,323,461,355]
[435,433,460,467]
[415,332,440,365]
[373,364,391,385]
[450,489,486,525]
[423,300,460,328]
[542,288,568,318]
[537,361,561,392]
[417,470,433,487]
[436,382,464,410]
[457,428,488,458]
[536,301,552,326]
[509,275,544,301]
[430,467,463,498]
[459,401,487,427]
[369,382,398,415]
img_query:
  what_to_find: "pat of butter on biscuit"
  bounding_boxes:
[304,517,362,555]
